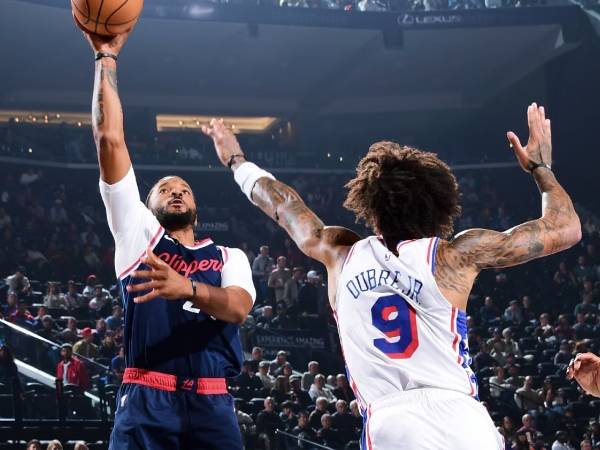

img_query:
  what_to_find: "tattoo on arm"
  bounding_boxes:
[92,64,119,132]
[436,167,580,299]
[251,178,359,264]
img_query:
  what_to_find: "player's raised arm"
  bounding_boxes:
[202,119,360,269]
[435,103,581,305]
[81,28,132,184]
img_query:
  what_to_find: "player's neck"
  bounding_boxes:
[166,227,196,246]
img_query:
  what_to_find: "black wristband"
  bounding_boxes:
[227,154,246,169]
[528,160,552,173]
[95,52,118,61]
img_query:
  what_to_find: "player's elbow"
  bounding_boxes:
[230,309,248,325]
[94,131,123,153]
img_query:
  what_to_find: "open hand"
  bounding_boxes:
[567,352,600,397]
[202,118,245,168]
[127,248,193,303]
[506,103,552,172]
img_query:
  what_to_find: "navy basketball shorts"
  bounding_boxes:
[109,369,243,450]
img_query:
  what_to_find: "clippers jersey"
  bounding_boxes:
[99,167,256,379]
[334,236,478,411]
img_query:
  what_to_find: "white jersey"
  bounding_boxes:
[334,236,478,412]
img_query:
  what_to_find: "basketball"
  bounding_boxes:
[71,0,143,36]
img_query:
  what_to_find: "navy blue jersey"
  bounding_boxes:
[99,167,255,379]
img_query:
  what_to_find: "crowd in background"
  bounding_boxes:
[0,154,600,450]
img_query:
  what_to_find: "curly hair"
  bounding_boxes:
[343,141,461,243]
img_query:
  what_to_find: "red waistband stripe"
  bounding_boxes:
[123,368,228,395]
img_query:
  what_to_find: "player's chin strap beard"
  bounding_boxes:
[155,207,197,232]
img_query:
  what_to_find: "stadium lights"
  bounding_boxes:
[0,110,92,127]
[156,114,279,134]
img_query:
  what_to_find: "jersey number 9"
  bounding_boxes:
[371,294,419,359]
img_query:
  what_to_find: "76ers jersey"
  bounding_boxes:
[99,167,255,379]
[335,236,478,412]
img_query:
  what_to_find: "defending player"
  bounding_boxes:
[203,104,580,449]
[80,29,255,449]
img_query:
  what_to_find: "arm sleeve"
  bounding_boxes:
[99,166,163,278]
[220,247,256,303]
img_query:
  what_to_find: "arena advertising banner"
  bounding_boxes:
[252,328,331,367]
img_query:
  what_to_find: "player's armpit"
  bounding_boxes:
[251,177,360,268]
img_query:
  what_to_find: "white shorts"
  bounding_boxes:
[363,388,505,450]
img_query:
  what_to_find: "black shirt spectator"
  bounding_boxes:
[331,400,357,442]
[332,374,355,403]
[271,302,296,329]
[234,360,264,401]
[318,414,343,450]
[292,411,318,449]
[479,296,500,324]
[256,397,284,440]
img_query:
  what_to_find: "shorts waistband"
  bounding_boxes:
[123,368,228,395]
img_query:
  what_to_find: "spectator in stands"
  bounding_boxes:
[555,315,574,341]
[49,198,68,224]
[269,350,288,376]
[111,345,125,383]
[271,302,295,329]
[235,398,255,448]
[581,279,600,303]
[250,346,264,372]
[503,328,522,358]
[252,246,274,303]
[64,280,84,311]
[309,397,329,430]
[269,256,291,303]
[515,376,543,410]
[56,343,90,391]
[257,360,274,390]
[539,313,553,333]
[98,330,118,360]
[289,374,312,410]
[521,295,536,323]
[574,293,597,317]
[73,442,89,450]
[573,313,594,340]
[59,316,79,344]
[302,361,320,391]
[580,440,592,450]
[2,291,18,317]
[281,362,294,379]
[309,374,336,402]
[43,282,67,310]
[574,256,595,283]
[256,397,283,450]
[480,296,501,325]
[5,266,31,296]
[94,318,108,345]
[88,284,112,317]
[36,315,59,341]
[298,270,326,316]
[489,366,511,399]
[0,345,22,409]
[331,400,356,442]
[318,413,343,449]
[504,300,524,326]
[473,341,497,373]
[283,266,305,310]
[25,440,41,450]
[80,224,101,248]
[82,274,98,299]
[292,410,318,449]
[235,360,264,401]
[73,327,98,359]
[332,374,354,403]
[518,414,537,436]
[551,430,573,450]
[279,400,298,431]
[8,300,35,329]
[256,305,274,329]
[106,305,123,330]
[270,375,291,404]
[498,416,516,444]
[506,364,524,390]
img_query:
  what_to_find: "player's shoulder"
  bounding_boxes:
[217,246,250,265]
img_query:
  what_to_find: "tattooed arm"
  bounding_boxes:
[202,119,360,304]
[82,30,133,183]
[435,104,581,309]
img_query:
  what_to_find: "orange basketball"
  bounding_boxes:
[72,0,144,37]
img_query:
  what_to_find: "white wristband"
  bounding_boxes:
[233,162,275,205]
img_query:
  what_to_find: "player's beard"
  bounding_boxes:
[155,206,197,231]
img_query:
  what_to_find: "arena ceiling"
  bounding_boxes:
[0,0,594,117]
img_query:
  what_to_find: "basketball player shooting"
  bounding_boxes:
[203,104,581,449]
[79,27,256,450]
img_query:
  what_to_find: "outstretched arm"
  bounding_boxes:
[81,28,132,183]
[435,104,581,307]
[202,120,359,269]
